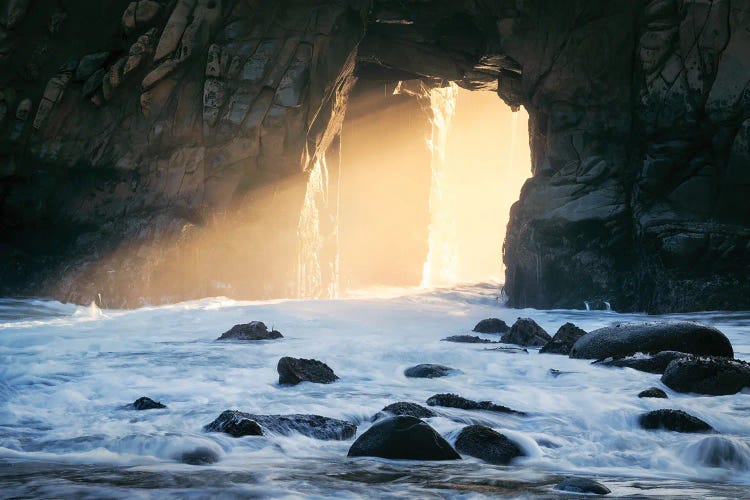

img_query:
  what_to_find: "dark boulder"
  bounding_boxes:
[638,387,668,399]
[595,351,691,374]
[178,447,220,465]
[404,364,457,378]
[638,409,713,433]
[555,477,610,495]
[442,335,495,344]
[426,393,525,415]
[374,402,436,421]
[347,416,460,460]
[277,357,338,385]
[473,318,509,333]
[131,397,166,410]
[203,410,263,437]
[501,318,552,347]
[661,357,750,396]
[569,321,733,360]
[540,322,587,355]
[217,321,282,340]
[205,410,356,440]
[454,424,524,465]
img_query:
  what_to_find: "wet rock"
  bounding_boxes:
[203,410,263,437]
[483,347,528,354]
[442,335,494,344]
[540,322,587,355]
[178,446,220,465]
[374,402,436,421]
[638,409,713,433]
[217,321,282,341]
[595,351,691,374]
[75,52,109,82]
[501,318,552,347]
[131,396,166,410]
[569,321,733,360]
[404,364,457,378]
[548,369,576,378]
[205,410,355,440]
[454,424,524,465]
[426,393,525,415]
[82,69,105,98]
[473,318,509,333]
[347,416,461,460]
[277,357,338,385]
[683,436,750,469]
[661,357,750,396]
[555,477,611,495]
[638,387,668,399]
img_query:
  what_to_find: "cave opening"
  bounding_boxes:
[325,80,531,294]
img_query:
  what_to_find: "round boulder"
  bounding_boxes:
[638,409,713,433]
[374,402,436,421]
[569,321,733,360]
[473,318,509,334]
[131,396,166,410]
[502,318,552,347]
[404,364,457,378]
[638,387,668,399]
[661,356,750,396]
[454,424,524,465]
[555,477,610,495]
[540,322,587,355]
[277,356,338,385]
[348,416,461,460]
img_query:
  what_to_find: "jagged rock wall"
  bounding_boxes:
[1,0,749,312]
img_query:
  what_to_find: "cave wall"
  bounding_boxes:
[1,0,749,312]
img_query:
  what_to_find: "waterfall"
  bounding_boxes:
[421,82,459,288]
[297,154,329,299]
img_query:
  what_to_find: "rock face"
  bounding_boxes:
[347,416,460,460]
[2,1,750,313]
[569,322,733,360]
[502,318,551,347]
[473,318,509,334]
[454,425,524,465]
[539,322,587,355]
[205,410,356,440]
[661,357,750,396]
[217,321,282,341]
[638,409,713,433]
[638,387,668,399]
[596,351,691,374]
[426,393,525,415]
[555,478,610,495]
[277,357,339,385]
[404,364,457,379]
[131,396,166,410]
[374,402,436,420]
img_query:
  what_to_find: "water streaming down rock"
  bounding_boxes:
[421,82,460,288]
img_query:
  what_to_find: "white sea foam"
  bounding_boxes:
[0,285,749,497]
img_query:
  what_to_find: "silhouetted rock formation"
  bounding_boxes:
[217,321,282,341]
[472,318,509,333]
[540,322,587,355]
[277,357,339,385]
[502,318,551,347]
[347,416,460,460]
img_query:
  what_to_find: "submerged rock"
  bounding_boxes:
[661,356,750,396]
[442,335,495,344]
[539,322,587,355]
[426,393,525,415]
[404,364,457,378]
[203,410,263,437]
[205,410,356,440]
[277,357,338,385]
[595,351,691,374]
[347,416,460,460]
[638,409,713,433]
[569,321,733,360]
[178,446,220,465]
[502,318,552,347]
[554,477,611,495]
[374,402,436,421]
[455,424,524,465]
[682,436,750,469]
[131,396,166,410]
[473,318,509,333]
[217,321,282,340]
[483,346,529,354]
[638,387,668,399]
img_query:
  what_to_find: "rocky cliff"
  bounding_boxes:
[1,0,748,312]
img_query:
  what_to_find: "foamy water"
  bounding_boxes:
[1,284,749,498]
